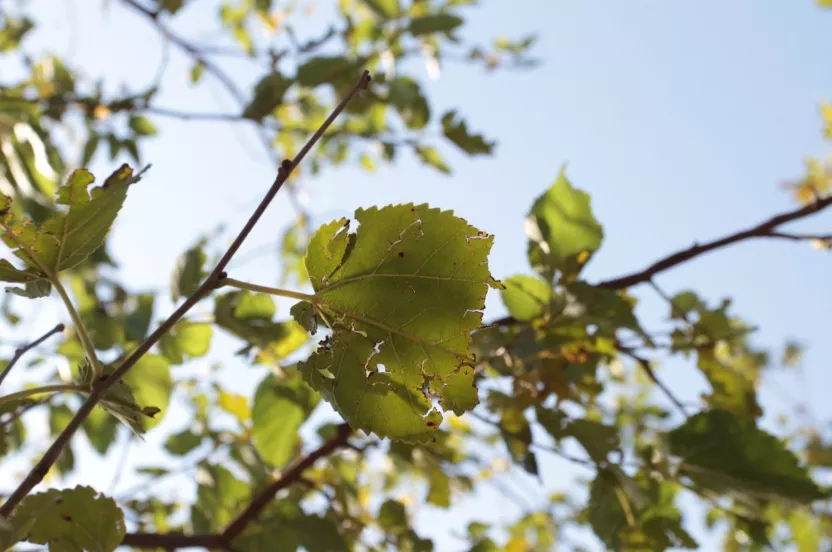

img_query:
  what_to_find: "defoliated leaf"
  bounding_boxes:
[526,168,603,282]
[10,486,125,552]
[441,111,494,155]
[252,373,318,467]
[298,204,501,442]
[389,78,430,130]
[500,274,552,322]
[122,353,172,431]
[242,72,291,121]
[414,145,451,174]
[159,321,213,364]
[668,410,827,503]
[296,56,355,87]
[170,243,206,302]
[408,13,464,36]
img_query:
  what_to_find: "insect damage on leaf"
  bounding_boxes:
[0,164,143,297]
[295,203,502,442]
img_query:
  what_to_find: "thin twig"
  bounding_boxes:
[617,345,689,417]
[0,70,371,517]
[0,323,64,389]
[120,424,352,550]
[597,196,832,290]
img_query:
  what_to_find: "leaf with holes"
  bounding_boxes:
[7,486,125,552]
[296,204,501,442]
[0,165,141,296]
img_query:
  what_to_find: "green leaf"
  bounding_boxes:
[78,360,160,435]
[441,111,494,155]
[121,353,172,431]
[0,165,141,279]
[159,321,213,364]
[232,501,348,552]
[426,465,451,507]
[290,300,318,334]
[298,204,501,442]
[360,0,400,18]
[6,279,50,298]
[166,428,203,455]
[536,408,619,463]
[562,281,645,337]
[500,274,552,322]
[252,373,318,467]
[124,293,155,342]
[9,486,125,552]
[296,56,355,87]
[668,410,827,504]
[82,406,119,455]
[170,243,207,302]
[128,115,157,136]
[697,346,761,419]
[414,145,451,174]
[389,78,430,130]
[242,72,292,121]
[408,14,464,36]
[81,133,100,167]
[190,60,205,84]
[192,464,251,533]
[526,167,603,282]
[235,292,275,320]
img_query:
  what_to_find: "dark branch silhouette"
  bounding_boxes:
[0,323,64,388]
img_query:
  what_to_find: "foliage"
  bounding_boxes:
[0,2,830,552]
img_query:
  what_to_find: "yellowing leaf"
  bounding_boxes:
[218,389,250,424]
[298,204,501,442]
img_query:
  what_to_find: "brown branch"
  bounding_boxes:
[617,345,689,417]
[0,323,64,389]
[120,423,353,550]
[597,195,832,290]
[221,423,353,541]
[0,70,371,517]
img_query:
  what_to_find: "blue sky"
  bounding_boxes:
[3,1,832,550]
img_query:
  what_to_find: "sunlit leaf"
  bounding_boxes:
[252,373,318,467]
[159,321,213,364]
[298,204,501,442]
[500,274,552,322]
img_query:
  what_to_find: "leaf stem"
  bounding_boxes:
[220,277,318,303]
[52,278,103,380]
[0,384,88,407]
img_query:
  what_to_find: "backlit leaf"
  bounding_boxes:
[500,274,552,322]
[252,373,318,467]
[298,204,501,442]
[159,321,213,364]
[526,167,603,282]
[668,410,827,504]
[242,72,292,121]
[10,486,125,552]
[122,353,172,431]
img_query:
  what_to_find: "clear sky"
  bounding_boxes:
[3,1,832,550]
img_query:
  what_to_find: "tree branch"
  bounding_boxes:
[0,70,371,517]
[617,345,689,417]
[0,323,64,389]
[597,196,832,290]
[120,423,353,550]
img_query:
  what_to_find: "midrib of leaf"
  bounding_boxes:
[314,300,473,363]
[316,272,489,295]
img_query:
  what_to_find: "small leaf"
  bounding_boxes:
[414,145,451,174]
[128,115,157,136]
[159,321,213,364]
[408,13,464,36]
[82,406,119,455]
[252,373,318,467]
[190,60,205,84]
[500,274,552,322]
[6,279,50,298]
[668,410,827,504]
[81,132,100,166]
[298,203,501,442]
[121,353,172,431]
[192,464,250,533]
[171,243,207,302]
[296,56,355,87]
[242,72,292,121]
[10,486,125,552]
[389,78,430,130]
[166,428,203,455]
[360,0,400,18]
[526,167,603,282]
[441,111,494,155]
[290,301,318,334]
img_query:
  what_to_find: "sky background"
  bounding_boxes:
[2,1,832,550]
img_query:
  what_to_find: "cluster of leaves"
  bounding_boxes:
[0,2,831,552]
